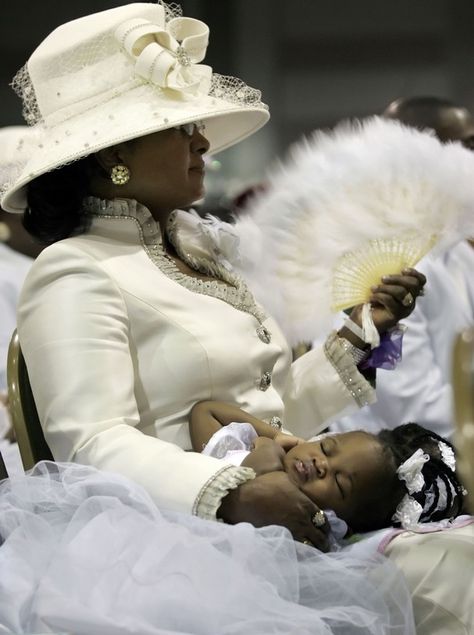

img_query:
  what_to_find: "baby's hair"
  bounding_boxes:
[377,423,465,526]
[346,423,465,533]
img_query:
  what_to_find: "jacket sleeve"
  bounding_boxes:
[18,243,253,517]
[282,332,375,439]
[336,304,454,439]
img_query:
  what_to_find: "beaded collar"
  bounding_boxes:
[84,197,267,324]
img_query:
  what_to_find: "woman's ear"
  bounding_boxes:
[94,144,128,173]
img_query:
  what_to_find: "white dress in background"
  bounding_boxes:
[0,462,415,635]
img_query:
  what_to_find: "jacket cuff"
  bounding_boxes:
[324,331,376,408]
[192,464,256,520]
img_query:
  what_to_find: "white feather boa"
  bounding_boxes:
[192,117,474,345]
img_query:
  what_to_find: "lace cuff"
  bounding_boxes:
[324,331,376,408]
[192,464,256,520]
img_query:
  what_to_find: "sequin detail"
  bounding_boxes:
[269,416,282,430]
[256,325,272,344]
[323,332,375,408]
[258,371,272,392]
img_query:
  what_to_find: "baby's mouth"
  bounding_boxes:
[294,459,316,482]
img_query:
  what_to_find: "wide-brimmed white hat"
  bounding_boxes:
[2,1,269,213]
[0,126,40,193]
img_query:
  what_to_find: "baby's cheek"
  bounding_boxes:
[302,481,329,508]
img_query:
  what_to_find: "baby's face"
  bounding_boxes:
[283,431,387,526]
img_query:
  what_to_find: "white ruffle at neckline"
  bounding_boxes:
[84,196,267,325]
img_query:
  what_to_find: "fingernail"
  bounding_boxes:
[381,276,390,282]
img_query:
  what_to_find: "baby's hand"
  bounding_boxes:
[273,432,305,450]
[241,437,285,475]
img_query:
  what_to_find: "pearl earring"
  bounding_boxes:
[110,164,130,185]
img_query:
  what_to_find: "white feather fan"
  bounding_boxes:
[227,117,474,345]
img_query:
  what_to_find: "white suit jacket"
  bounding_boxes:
[18,198,373,515]
[333,241,474,439]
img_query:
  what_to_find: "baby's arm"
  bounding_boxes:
[189,401,302,452]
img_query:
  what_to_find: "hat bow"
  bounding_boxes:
[115,16,212,98]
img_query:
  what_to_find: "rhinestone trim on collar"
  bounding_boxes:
[84,197,268,325]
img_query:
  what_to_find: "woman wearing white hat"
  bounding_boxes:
[1,1,424,550]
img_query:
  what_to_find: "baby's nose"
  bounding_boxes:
[315,456,328,478]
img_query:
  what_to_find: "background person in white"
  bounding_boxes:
[0,126,41,474]
[0,126,42,392]
[333,97,474,440]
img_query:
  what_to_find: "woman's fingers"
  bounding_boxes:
[370,268,426,312]
[401,267,427,285]
[296,510,330,550]
[217,473,330,552]
[378,268,426,294]
[371,284,413,303]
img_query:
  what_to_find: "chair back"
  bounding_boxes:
[0,452,8,480]
[7,329,53,470]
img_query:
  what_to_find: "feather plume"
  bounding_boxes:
[227,117,474,345]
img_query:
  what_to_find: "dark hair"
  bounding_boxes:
[382,96,469,141]
[23,155,100,244]
[348,423,465,533]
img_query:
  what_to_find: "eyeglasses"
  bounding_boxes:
[173,121,206,137]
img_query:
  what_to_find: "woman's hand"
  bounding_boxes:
[217,471,330,551]
[349,267,426,335]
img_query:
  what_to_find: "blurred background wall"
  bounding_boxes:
[1,0,473,206]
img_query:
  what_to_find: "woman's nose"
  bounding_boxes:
[192,130,210,155]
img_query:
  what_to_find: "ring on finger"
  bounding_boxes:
[312,510,326,528]
[302,539,312,546]
[401,291,414,307]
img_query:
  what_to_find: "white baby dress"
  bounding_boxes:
[0,462,415,634]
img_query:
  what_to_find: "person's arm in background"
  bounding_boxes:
[189,400,302,452]
[333,258,464,439]
[338,304,455,439]
[284,269,426,438]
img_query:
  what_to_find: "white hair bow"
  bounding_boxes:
[116,16,212,98]
[396,447,430,494]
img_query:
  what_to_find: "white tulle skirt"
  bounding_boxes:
[0,462,415,634]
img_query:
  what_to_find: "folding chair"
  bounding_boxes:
[7,329,53,470]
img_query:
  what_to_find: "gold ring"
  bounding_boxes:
[401,292,414,307]
[303,539,312,546]
[312,510,326,528]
